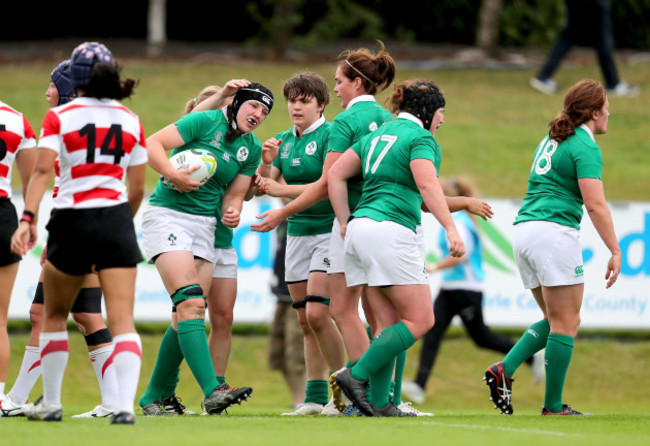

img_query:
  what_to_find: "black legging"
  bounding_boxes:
[413,288,530,390]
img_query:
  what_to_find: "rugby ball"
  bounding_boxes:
[162,149,218,190]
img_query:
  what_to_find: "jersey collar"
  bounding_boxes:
[293,116,326,137]
[397,112,424,128]
[579,123,595,142]
[346,95,376,110]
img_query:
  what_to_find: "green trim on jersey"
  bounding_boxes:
[328,100,393,213]
[274,120,334,236]
[149,109,262,217]
[214,218,233,249]
[351,118,440,232]
[514,126,603,230]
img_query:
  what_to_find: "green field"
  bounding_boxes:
[2,331,650,445]
[1,58,648,200]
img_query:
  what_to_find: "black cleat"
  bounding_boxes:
[372,403,416,417]
[202,383,253,415]
[110,411,136,424]
[541,404,593,416]
[334,368,374,417]
[162,395,197,415]
[141,400,171,416]
[484,361,514,415]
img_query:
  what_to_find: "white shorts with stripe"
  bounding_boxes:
[285,233,330,283]
[142,204,216,263]
[343,217,428,287]
[513,220,584,289]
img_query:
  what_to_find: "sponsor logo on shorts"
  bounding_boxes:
[574,265,584,277]
[323,257,330,268]
[168,233,177,246]
[305,141,317,155]
[237,146,249,162]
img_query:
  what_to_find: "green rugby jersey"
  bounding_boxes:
[274,117,334,236]
[214,217,234,249]
[351,114,440,232]
[149,109,262,216]
[514,125,603,230]
[328,95,393,212]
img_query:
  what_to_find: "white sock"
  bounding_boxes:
[111,333,142,414]
[8,346,41,404]
[0,382,5,395]
[39,331,69,407]
[89,345,119,410]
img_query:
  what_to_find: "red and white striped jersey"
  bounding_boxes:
[0,101,37,198]
[38,97,147,209]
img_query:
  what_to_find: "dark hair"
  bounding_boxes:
[389,79,445,130]
[283,72,330,111]
[82,63,137,100]
[337,40,395,95]
[548,80,605,142]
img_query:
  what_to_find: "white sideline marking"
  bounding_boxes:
[417,422,568,437]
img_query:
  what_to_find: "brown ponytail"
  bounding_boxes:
[337,40,396,95]
[548,80,605,142]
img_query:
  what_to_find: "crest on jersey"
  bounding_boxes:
[237,146,249,161]
[305,141,317,155]
[211,131,223,148]
[280,142,292,159]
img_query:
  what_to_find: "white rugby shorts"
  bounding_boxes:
[212,247,238,279]
[142,204,217,263]
[343,217,428,287]
[285,233,330,282]
[513,220,585,289]
[327,218,346,274]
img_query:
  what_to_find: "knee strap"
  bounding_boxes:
[171,284,204,306]
[84,327,113,347]
[71,287,103,314]
[305,295,331,306]
[291,299,307,309]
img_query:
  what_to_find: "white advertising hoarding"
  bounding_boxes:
[7,194,650,329]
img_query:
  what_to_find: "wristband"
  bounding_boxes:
[21,210,35,224]
[261,162,273,167]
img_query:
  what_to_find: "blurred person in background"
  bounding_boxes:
[0,98,36,414]
[401,177,544,406]
[530,0,639,97]
[484,80,621,416]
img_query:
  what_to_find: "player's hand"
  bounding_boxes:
[605,252,621,289]
[255,176,284,197]
[251,208,284,232]
[222,79,251,97]
[467,198,494,220]
[446,229,465,258]
[221,207,241,228]
[340,222,347,239]
[261,138,281,166]
[11,222,37,256]
[168,165,202,192]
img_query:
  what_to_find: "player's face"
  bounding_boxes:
[334,65,357,109]
[46,81,60,108]
[287,95,324,132]
[593,97,609,134]
[430,108,445,135]
[236,101,269,133]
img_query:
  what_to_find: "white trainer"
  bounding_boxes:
[607,82,640,98]
[401,381,426,405]
[320,397,341,416]
[24,397,62,422]
[281,402,324,416]
[72,405,114,418]
[531,350,546,385]
[529,77,558,95]
[1,394,27,417]
[397,401,434,417]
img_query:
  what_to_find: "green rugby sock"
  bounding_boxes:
[305,380,329,405]
[503,319,550,377]
[139,325,184,407]
[391,350,406,405]
[177,318,219,398]
[216,376,226,385]
[544,333,574,413]
[352,322,416,381]
[370,360,394,408]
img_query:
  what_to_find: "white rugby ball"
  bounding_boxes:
[162,149,218,190]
